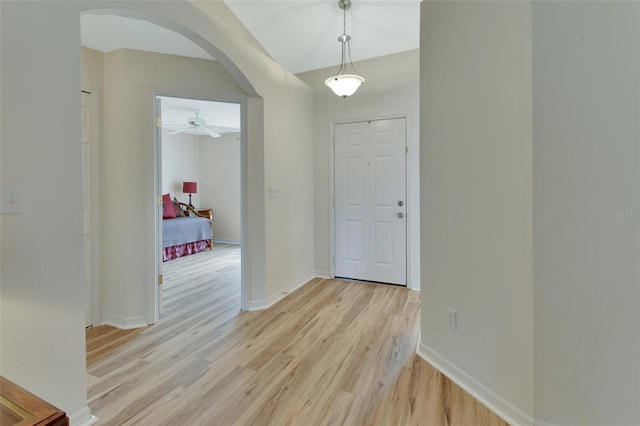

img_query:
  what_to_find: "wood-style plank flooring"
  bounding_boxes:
[87,244,508,426]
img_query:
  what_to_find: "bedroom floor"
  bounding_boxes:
[161,243,240,319]
[86,244,507,425]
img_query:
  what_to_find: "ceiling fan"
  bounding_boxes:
[167,111,222,138]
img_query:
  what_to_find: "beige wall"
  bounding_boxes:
[200,133,241,242]
[298,50,420,288]
[419,1,534,422]
[420,1,640,425]
[81,46,104,93]
[1,2,89,421]
[532,2,640,424]
[100,48,245,326]
[261,88,315,302]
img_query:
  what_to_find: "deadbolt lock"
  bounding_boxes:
[398,201,404,206]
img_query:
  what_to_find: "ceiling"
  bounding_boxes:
[223,0,420,74]
[80,2,420,125]
[80,1,420,74]
[81,15,214,62]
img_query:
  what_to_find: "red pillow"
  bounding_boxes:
[162,193,176,219]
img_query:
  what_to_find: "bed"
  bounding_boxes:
[162,196,213,261]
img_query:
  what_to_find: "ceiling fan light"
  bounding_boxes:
[325,74,365,98]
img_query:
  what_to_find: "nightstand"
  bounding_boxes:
[195,208,213,221]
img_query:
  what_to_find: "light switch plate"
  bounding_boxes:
[1,187,23,214]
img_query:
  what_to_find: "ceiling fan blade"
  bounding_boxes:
[203,128,221,138]
[170,127,192,135]
[207,125,241,134]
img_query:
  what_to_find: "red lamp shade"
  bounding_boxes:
[182,181,197,194]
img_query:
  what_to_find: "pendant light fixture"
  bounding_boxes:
[325,0,364,98]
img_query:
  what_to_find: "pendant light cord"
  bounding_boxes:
[342,3,358,74]
[343,5,347,37]
[343,4,359,76]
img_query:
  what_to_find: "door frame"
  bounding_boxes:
[151,92,248,323]
[329,114,417,289]
[81,89,102,327]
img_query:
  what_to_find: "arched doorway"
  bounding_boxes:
[80,5,266,327]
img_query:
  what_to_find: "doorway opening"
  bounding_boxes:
[81,9,264,331]
[155,95,242,317]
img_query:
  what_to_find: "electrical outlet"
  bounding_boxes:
[447,308,457,330]
[268,187,279,198]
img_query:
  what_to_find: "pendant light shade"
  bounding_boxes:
[325,0,364,98]
[325,74,365,97]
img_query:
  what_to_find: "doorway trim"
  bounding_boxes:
[151,93,248,322]
[329,114,416,288]
[81,89,102,327]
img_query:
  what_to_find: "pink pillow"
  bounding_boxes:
[162,193,176,219]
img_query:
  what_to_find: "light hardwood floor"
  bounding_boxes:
[87,244,508,426]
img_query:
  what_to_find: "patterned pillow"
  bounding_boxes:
[172,198,185,217]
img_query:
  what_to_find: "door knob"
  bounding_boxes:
[397,212,404,218]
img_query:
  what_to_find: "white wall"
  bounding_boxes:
[162,128,241,242]
[200,132,241,243]
[161,129,200,207]
[1,2,315,422]
[419,1,534,423]
[532,2,640,425]
[297,50,420,288]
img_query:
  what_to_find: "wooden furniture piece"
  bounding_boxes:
[0,376,69,426]
[180,203,213,240]
[195,208,213,221]
[179,203,209,219]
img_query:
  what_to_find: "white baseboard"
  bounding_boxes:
[314,271,331,279]
[247,273,315,311]
[101,313,148,329]
[417,343,534,426]
[69,406,97,426]
[247,299,268,311]
[213,238,240,245]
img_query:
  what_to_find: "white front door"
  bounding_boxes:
[334,118,407,286]
[81,91,93,327]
